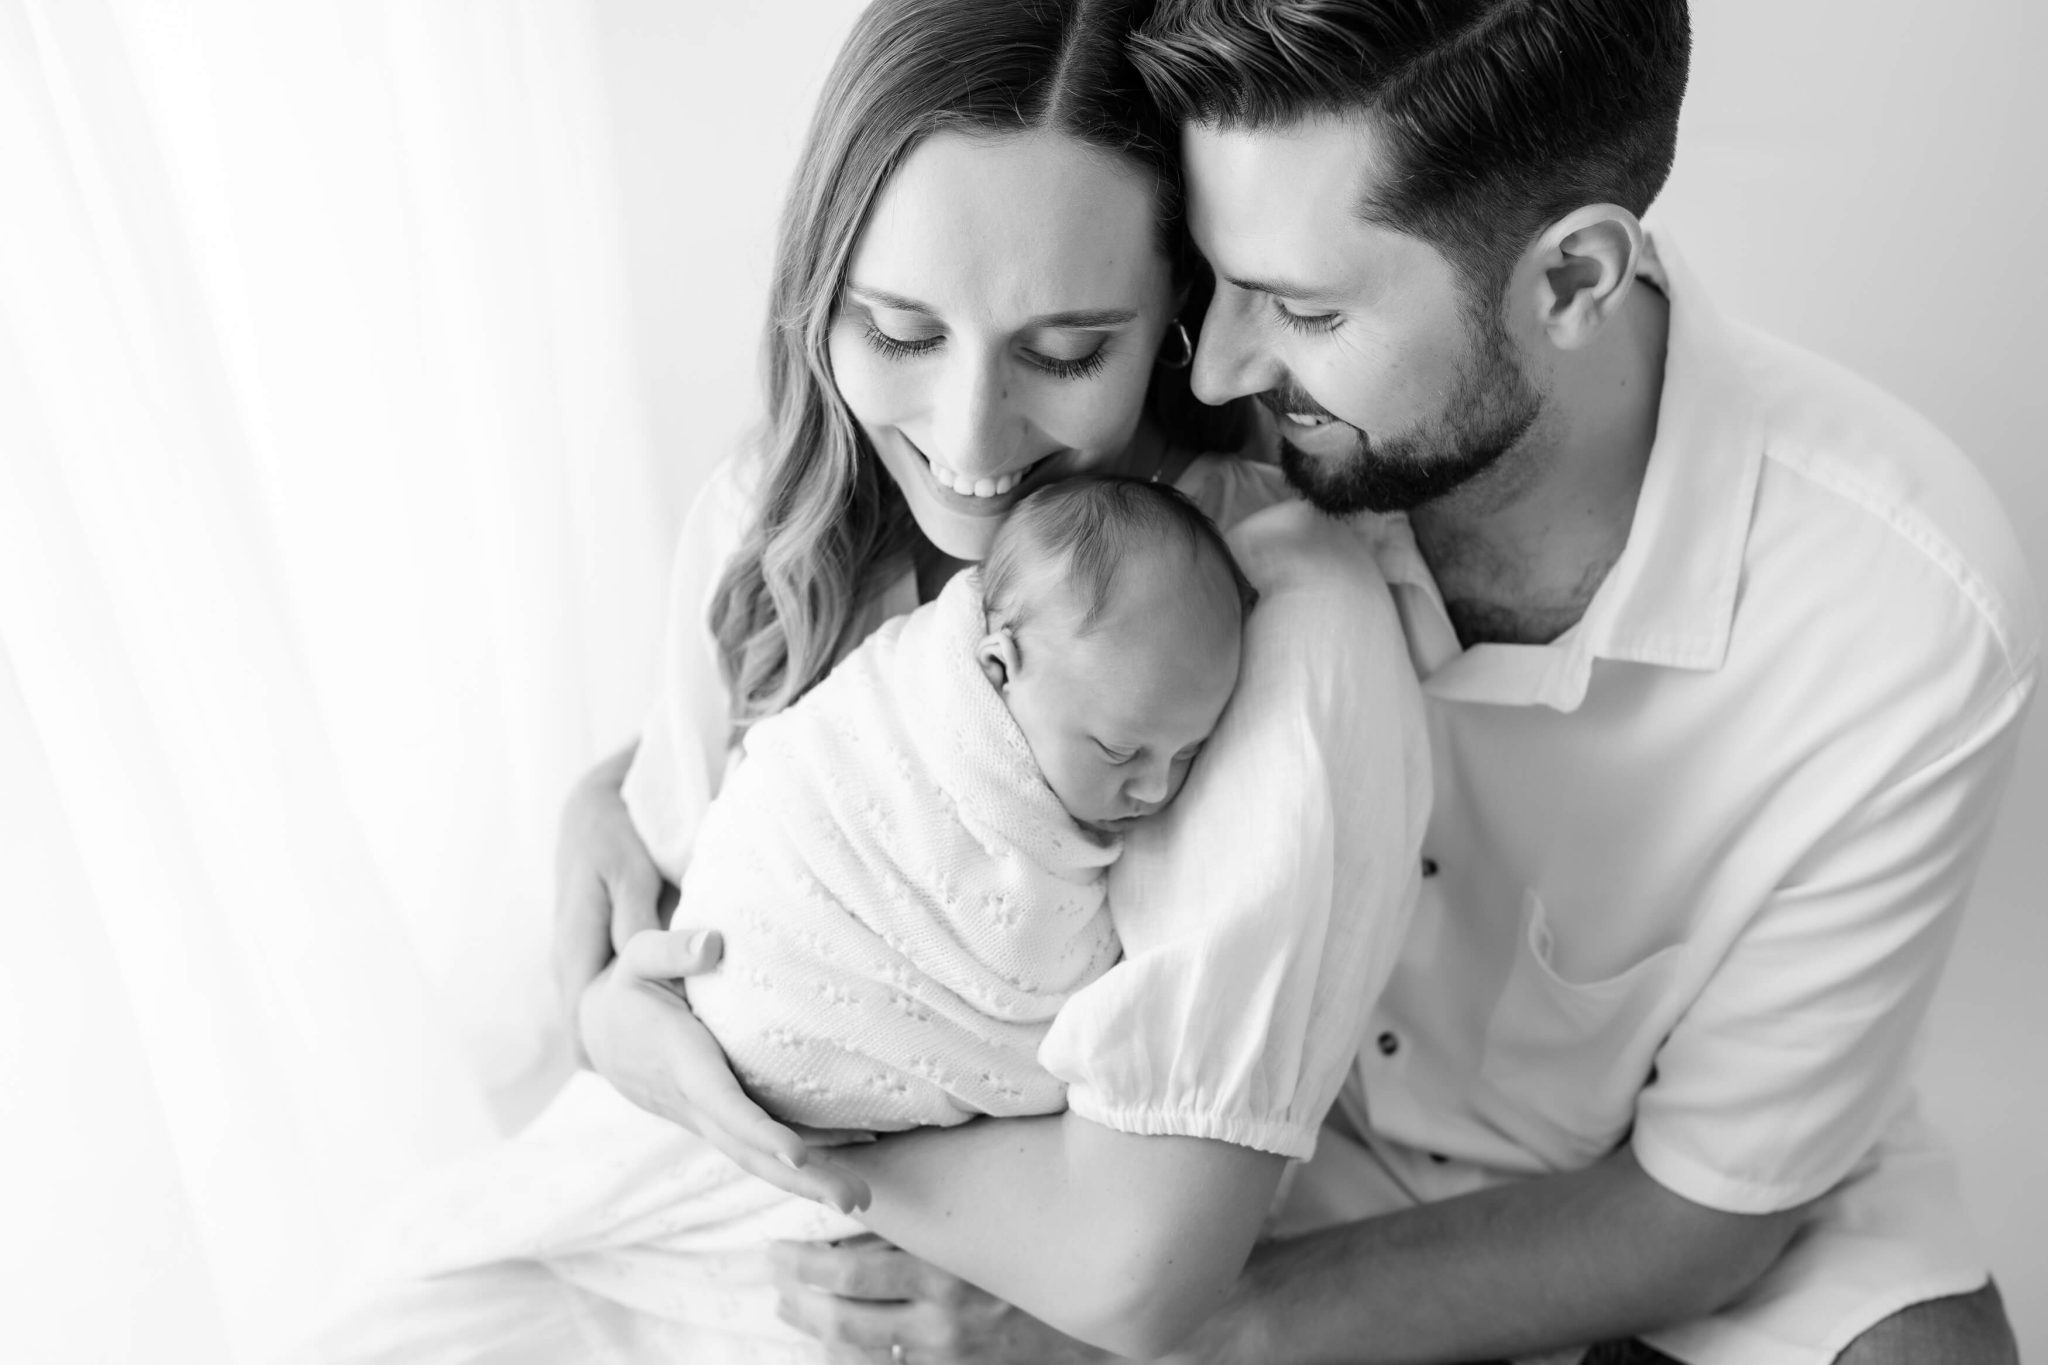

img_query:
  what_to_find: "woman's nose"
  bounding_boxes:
[926,354,1026,477]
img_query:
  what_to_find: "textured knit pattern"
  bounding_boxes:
[679,568,1123,1130]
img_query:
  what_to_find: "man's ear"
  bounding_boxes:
[1525,204,1645,351]
[977,627,1021,690]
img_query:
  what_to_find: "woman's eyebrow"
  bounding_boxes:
[846,285,1135,331]
[847,284,936,316]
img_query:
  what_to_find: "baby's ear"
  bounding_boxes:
[976,627,1020,690]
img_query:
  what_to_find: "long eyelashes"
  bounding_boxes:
[860,323,1109,381]
[1037,349,1110,380]
[1273,302,1343,336]
[862,323,940,362]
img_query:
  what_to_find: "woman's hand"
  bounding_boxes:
[578,927,874,1213]
[771,1236,1116,1364]
[555,745,871,1211]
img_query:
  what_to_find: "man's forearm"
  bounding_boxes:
[1183,1146,1807,1365]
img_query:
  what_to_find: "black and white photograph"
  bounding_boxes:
[5,2,2043,1362]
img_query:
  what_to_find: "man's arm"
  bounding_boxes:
[1176,1144,1805,1365]
[552,743,656,1029]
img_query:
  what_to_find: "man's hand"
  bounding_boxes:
[578,928,873,1213]
[552,744,664,1032]
[771,1235,1118,1364]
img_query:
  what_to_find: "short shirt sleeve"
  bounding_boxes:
[1038,502,1432,1159]
[620,459,756,884]
[1631,671,2037,1213]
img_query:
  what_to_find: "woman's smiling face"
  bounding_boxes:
[827,129,1177,561]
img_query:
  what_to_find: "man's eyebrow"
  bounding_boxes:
[846,285,1135,330]
[1032,308,1138,329]
[1225,274,1326,302]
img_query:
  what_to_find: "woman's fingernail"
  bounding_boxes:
[777,1152,802,1171]
[687,930,710,955]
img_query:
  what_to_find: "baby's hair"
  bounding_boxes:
[981,476,1258,637]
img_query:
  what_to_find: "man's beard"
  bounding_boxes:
[1268,300,1543,516]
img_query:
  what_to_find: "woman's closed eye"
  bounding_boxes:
[1025,345,1108,381]
[859,319,1109,381]
[862,321,942,361]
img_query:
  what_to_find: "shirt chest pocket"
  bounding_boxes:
[1472,890,1689,1170]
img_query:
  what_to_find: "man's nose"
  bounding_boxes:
[926,354,1026,477]
[1190,289,1280,406]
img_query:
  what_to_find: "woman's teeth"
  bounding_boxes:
[927,457,1033,498]
[1286,412,1336,428]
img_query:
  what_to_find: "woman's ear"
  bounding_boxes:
[976,627,1020,690]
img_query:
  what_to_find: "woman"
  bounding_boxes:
[318,0,1426,1360]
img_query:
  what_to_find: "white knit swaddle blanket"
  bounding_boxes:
[681,568,1124,1131]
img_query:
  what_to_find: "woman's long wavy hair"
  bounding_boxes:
[709,0,1239,738]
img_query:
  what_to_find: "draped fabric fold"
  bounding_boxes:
[0,1,668,1358]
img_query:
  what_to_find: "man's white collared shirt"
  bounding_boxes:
[1294,236,2039,1365]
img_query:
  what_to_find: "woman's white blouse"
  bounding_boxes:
[622,455,1430,1159]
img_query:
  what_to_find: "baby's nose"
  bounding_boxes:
[1124,762,1171,804]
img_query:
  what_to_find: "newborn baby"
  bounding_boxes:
[675,475,1256,1131]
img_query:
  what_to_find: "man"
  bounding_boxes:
[767,1,2035,1360]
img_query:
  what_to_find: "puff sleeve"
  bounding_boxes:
[1038,502,1431,1159]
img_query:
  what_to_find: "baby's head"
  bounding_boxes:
[976,477,1257,834]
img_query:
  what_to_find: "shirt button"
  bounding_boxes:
[1376,1031,1400,1056]
[1421,857,1440,878]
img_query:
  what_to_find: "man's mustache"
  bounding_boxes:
[1255,384,1339,424]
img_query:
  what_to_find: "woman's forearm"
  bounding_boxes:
[836,1114,1283,1359]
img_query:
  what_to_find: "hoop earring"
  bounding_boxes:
[1156,319,1193,370]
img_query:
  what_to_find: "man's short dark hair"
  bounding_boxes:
[982,476,1257,637]
[1129,0,1691,302]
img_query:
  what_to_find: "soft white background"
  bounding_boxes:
[2,1,2040,1362]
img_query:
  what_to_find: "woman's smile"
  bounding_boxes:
[914,437,1054,500]
[899,430,1063,512]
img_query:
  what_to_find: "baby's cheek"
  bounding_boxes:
[1050,760,1100,817]
[1159,757,1197,809]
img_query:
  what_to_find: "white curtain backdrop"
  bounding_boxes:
[0,1,670,1360]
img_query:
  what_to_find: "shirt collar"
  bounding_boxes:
[1583,231,1763,677]
[1358,229,1765,712]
